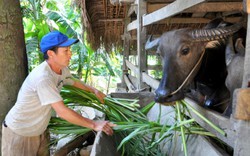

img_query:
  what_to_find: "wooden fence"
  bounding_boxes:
[118,0,250,155]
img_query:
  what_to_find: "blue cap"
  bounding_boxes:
[40,31,79,53]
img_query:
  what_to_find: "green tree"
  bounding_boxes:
[21,0,123,94]
[21,0,50,71]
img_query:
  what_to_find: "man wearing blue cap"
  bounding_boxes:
[2,31,115,156]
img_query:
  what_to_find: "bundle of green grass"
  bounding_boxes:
[49,85,224,156]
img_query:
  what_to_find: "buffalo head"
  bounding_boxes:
[147,21,243,105]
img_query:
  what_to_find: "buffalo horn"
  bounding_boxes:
[191,22,243,42]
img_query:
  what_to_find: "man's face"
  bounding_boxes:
[52,46,72,68]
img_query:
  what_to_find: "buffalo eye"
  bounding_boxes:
[181,47,190,55]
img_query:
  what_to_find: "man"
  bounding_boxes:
[1,31,115,156]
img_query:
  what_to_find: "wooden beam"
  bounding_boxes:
[158,17,210,24]
[189,2,243,13]
[143,0,207,26]
[127,4,137,17]
[103,0,107,18]
[110,0,135,5]
[127,17,242,31]
[147,2,243,14]
[137,0,147,90]
[145,0,237,3]
[127,18,243,33]
[120,0,135,3]
[127,20,137,31]
[234,88,250,120]
[98,18,124,22]
[156,17,242,24]
[142,72,160,90]
[234,120,250,156]
[245,0,250,13]
[233,6,250,155]
[54,132,94,156]
[121,16,131,88]
[124,74,136,92]
[184,98,236,148]
[192,12,206,18]
[125,60,138,74]
[146,0,174,2]
[242,13,250,87]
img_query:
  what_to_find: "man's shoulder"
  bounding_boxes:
[29,62,53,81]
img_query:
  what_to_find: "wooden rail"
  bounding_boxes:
[184,98,235,148]
[127,17,242,31]
[143,0,206,26]
[142,72,159,90]
[147,2,243,14]
[123,74,136,92]
[125,60,138,74]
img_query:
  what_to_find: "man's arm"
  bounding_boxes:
[73,80,106,103]
[51,101,114,135]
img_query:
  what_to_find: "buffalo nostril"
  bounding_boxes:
[155,88,170,97]
[155,88,172,102]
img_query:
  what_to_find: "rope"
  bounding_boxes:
[170,49,206,95]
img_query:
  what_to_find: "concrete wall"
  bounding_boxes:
[90,132,121,156]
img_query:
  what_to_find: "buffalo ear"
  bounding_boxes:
[145,35,160,50]
[235,38,245,56]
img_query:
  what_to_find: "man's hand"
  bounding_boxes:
[93,121,116,136]
[94,90,106,103]
[73,81,106,103]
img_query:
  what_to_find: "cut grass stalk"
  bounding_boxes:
[105,97,137,111]
[176,101,187,156]
[111,97,140,107]
[140,101,155,115]
[189,131,216,137]
[181,100,226,136]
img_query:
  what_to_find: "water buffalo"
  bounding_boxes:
[146,18,245,115]
[224,37,245,115]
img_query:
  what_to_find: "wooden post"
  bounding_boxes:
[233,1,250,155]
[137,0,147,90]
[121,12,130,89]
[242,0,250,88]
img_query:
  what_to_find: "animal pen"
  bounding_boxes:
[79,0,250,155]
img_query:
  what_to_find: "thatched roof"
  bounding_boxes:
[78,0,126,51]
[78,0,243,52]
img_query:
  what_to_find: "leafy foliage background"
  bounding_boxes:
[21,0,122,94]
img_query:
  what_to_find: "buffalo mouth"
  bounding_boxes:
[154,91,185,106]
